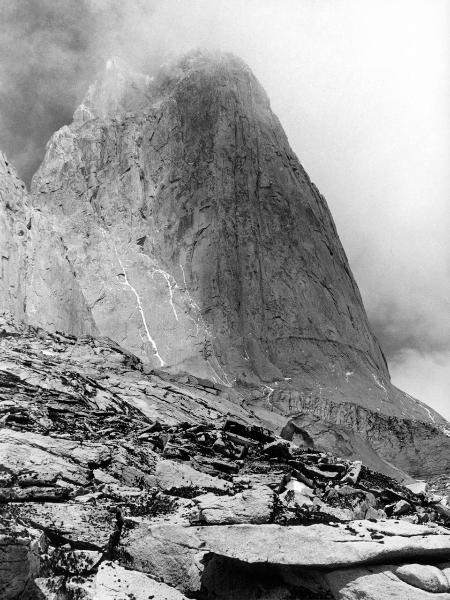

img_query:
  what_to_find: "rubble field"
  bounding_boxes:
[1,315,450,599]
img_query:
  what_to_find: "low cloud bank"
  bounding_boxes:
[390,349,450,420]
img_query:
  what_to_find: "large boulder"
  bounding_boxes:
[0,526,46,600]
[155,459,231,495]
[14,502,114,549]
[191,485,274,524]
[120,520,450,593]
[0,429,110,486]
[326,565,450,599]
[394,564,449,593]
[93,562,189,600]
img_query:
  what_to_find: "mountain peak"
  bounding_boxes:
[105,55,130,73]
[73,56,152,122]
[72,50,265,124]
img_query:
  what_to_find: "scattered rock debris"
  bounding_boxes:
[1,315,450,599]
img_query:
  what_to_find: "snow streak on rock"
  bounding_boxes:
[152,268,179,321]
[109,235,165,367]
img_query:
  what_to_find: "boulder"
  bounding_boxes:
[92,562,189,599]
[48,549,102,575]
[316,503,354,521]
[34,576,69,599]
[394,564,449,593]
[192,485,274,524]
[263,439,293,459]
[193,522,450,567]
[327,565,450,599]
[406,481,428,495]
[365,506,387,520]
[341,460,362,485]
[155,459,230,495]
[0,429,95,486]
[120,524,207,593]
[279,479,314,508]
[393,499,412,516]
[0,527,46,600]
[15,502,114,549]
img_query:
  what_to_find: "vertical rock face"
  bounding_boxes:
[30,53,443,407]
[0,151,96,335]
[0,151,28,321]
[31,52,387,385]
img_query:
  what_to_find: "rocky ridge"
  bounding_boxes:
[1,314,450,599]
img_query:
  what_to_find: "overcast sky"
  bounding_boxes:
[0,0,448,417]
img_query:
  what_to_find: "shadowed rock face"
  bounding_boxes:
[1,50,449,478]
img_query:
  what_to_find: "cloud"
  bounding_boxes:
[0,0,97,181]
[0,0,448,416]
[390,349,450,420]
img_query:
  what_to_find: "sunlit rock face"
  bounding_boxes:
[26,50,450,476]
[31,51,386,382]
[0,151,96,335]
[0,151,28,321]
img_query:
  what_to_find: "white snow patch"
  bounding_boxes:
[263,385,275,408]
[404,391,436,424]
[152,268,179,321]
[106,233,165,367]
[372,373,387,393]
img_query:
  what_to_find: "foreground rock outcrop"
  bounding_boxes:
[1,315,449,598]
